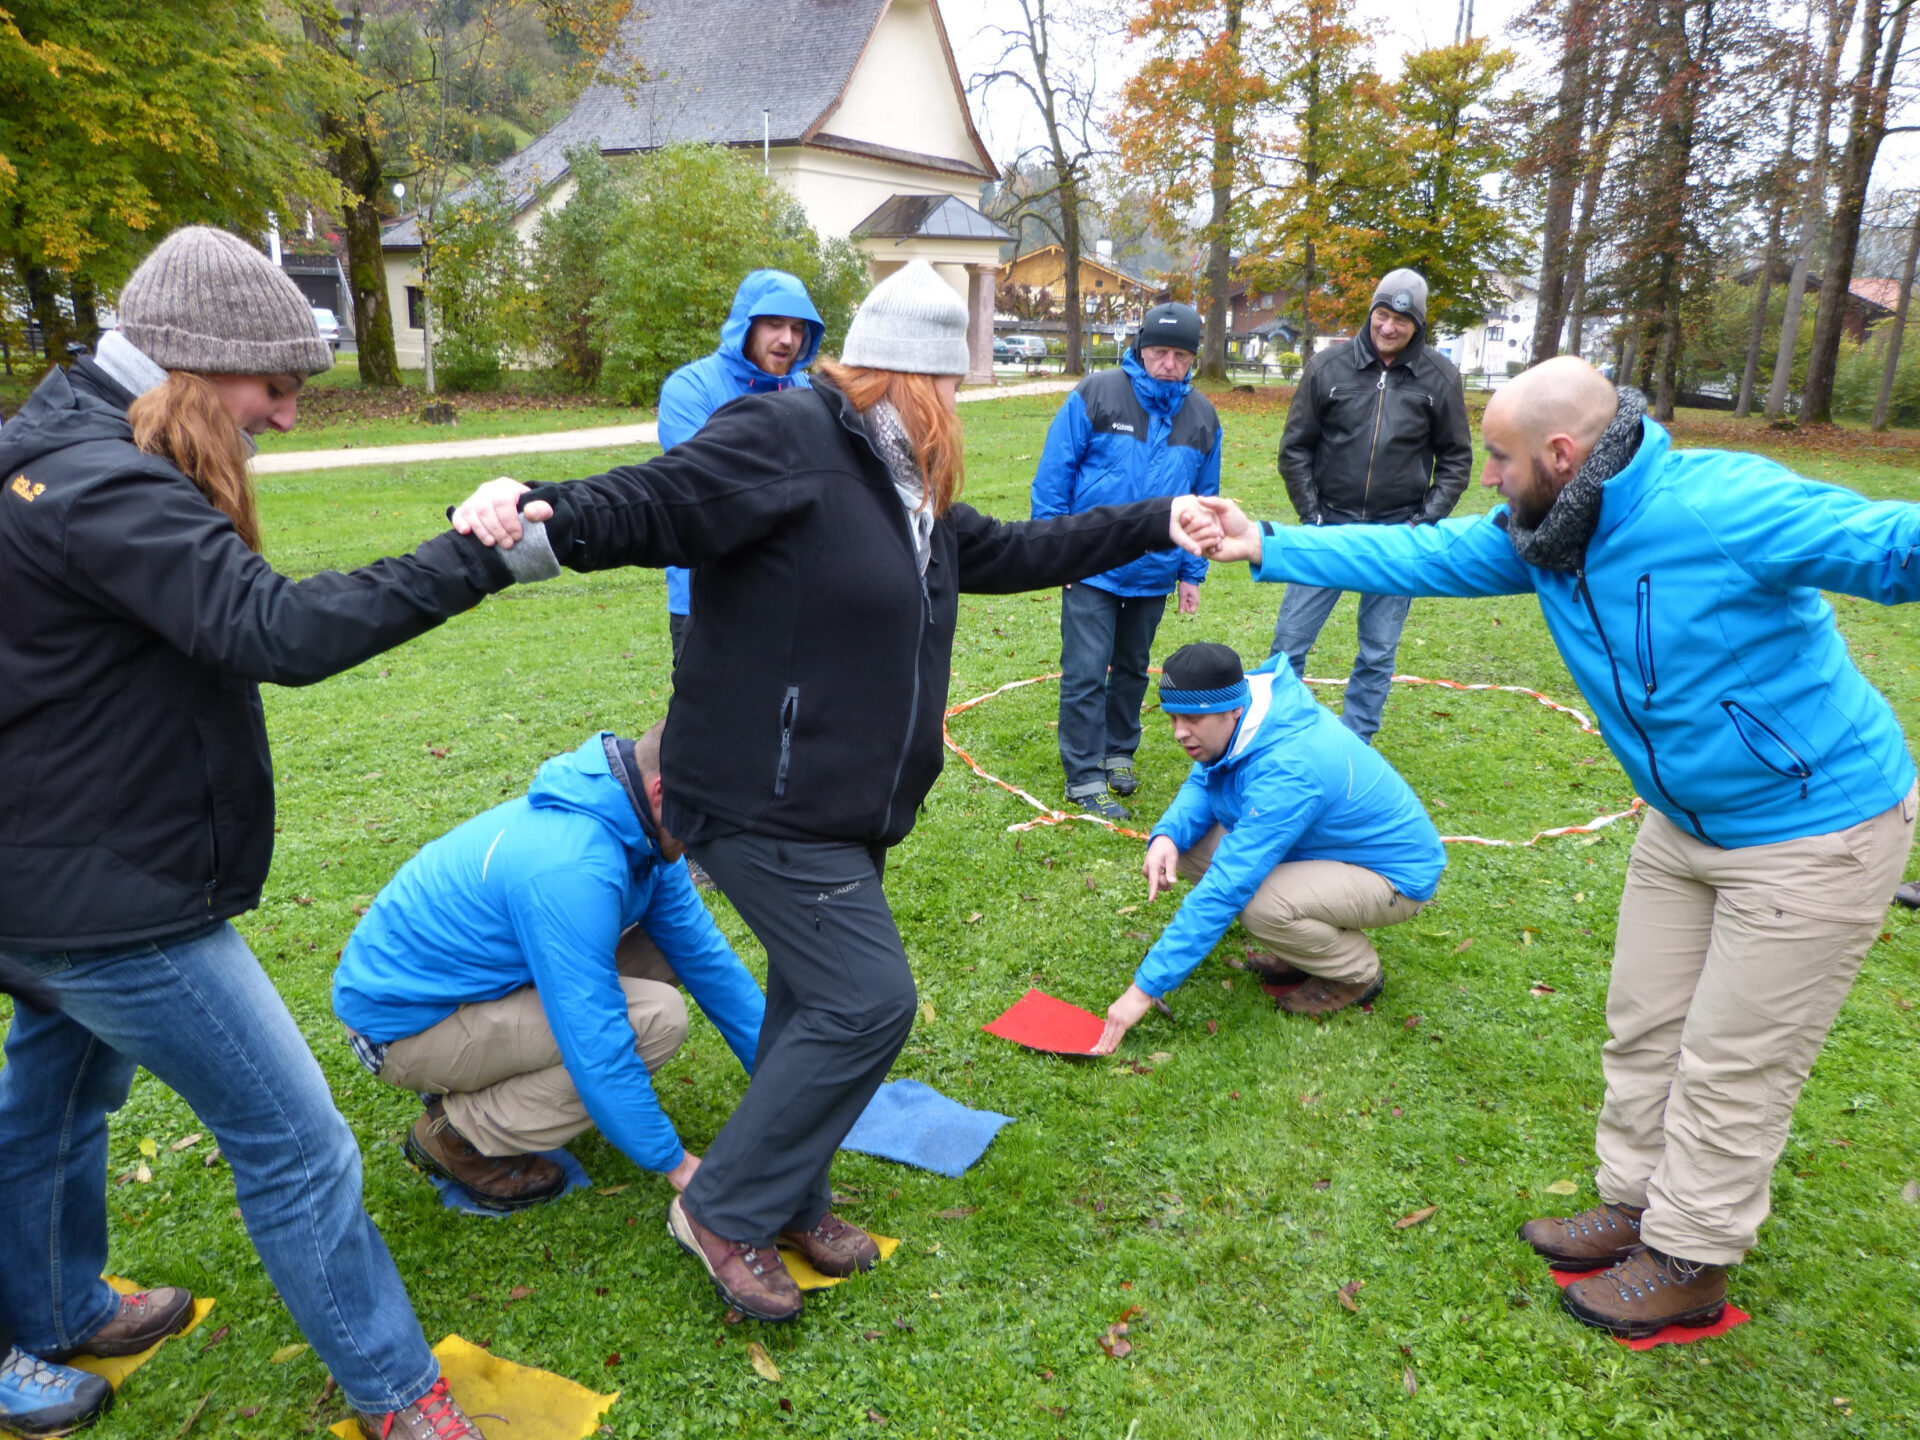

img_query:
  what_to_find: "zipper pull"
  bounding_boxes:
[1377,372,1387,391]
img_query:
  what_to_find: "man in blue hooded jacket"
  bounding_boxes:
[1093,643,1446,1053]
[332,725,765,1210]
[1200,356,1920,1339]
[657,271,824,662]
[1032,302,1222,820]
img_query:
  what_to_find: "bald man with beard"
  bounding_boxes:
[1200,357,1920,1339]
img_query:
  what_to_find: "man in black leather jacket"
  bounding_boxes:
[1269,268,1472,742]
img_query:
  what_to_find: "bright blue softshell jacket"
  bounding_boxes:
[1135,658,1446,998]
[658,270,825,614]
[333,734,766,1173]
[1252,418,1920,850]
[1029,350,1222,596]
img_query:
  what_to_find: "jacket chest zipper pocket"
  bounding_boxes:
[1721,700,1812,796]
[1633,574,1656,708]
[774,686,800,797]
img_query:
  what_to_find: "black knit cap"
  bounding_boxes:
[1135,302,1201,356]
[1158,642,1250,714]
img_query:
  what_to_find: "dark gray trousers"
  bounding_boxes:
[680,832,915,1243]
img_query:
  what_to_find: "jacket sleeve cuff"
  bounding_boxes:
[1251,523,1287,582]
[496,520,561,584]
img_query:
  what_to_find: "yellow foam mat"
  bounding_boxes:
[328,1335,618,1440]
[66,1277,215,1391]
[778,1233,899,1290]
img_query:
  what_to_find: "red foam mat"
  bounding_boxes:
[981,988,1105,1055]
[1549,1268,1750,1349]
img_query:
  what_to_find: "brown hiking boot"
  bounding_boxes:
[780,1212,880,1277]
[43,1286,193,1361]
[1519,1201,1644,1272]
[1276,970,1385,1016]
[355,1377,483,1439]
[668,1196,803,1322]
[1240,952,1311,986]
[402,1097,567,1212]
[1561,1247,1728,1339]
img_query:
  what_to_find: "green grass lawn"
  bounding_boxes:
[7,393,1920,1439]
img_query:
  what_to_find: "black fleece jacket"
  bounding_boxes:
[525,380,1178,848]
[0,360,515,948]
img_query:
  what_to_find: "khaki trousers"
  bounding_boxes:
[1176,824,1426,985]
[1597,785,1917,1265]
[374,926,687,1158]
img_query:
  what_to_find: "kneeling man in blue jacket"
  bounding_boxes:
[1094,642,1446,1052]
[1200,356,1920,1339]
[333,727,764,1210]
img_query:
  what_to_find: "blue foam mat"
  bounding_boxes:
[406,1142,593,1217]
[840,1079,1013,1178]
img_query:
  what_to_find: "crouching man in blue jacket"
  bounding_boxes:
[1200,356,1920,1339]
[1093,642,1446,1051]
[332,726,765,1210]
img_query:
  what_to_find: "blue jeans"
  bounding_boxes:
[1269,583,1414,743]
[1058,581,1168,795]
[0,923,438,1414]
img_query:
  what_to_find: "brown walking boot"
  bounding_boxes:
[1519,1201,1644,1272]
[42,1286,193,1361]
[668,1196,803,1322]
[1240,951,1311,986]
[355,1377,483,1439]
[402,1097,567,1212]
[1275,970,1385,1016]
[779,1212,880,1277]
[1560,1247,1728,1339]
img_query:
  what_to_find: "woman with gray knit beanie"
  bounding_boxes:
[0,227,539,1438]
[449,260,1220,1325]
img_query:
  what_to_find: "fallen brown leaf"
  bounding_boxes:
[293,895,313,906]
[1404,1014,1422,1031]
[746,1341,781,1383]
[723,1308,745,1324]
[197,1325,230,1353]
[1124,930,1151,941]
[862,1330,883,1340]
[1453,938,1472,954]
[1395,1205,1439,1230]
[1337,1279,1364,1312]
[893,1316,914,1332]
[779,1398,794,1413]
[935,1206,976,1220]
[1205,1019,1218,1035]
[1085,875,1097,890]
[965,912,983,924]
[169,1132,204,1152]
[1403,1366,1419,1396]
[605,1353,621,1367]
[508,1285,532,1302]
[867,1410,889,1425]
[1529,983,1556,996]
[1313,1179,1330,1191]
[596,1183,630,1195]
[1097,1322,1133,1358]
[920,1000,936,1024]
[1115,904,1137,915]
[203,1147,222,1168]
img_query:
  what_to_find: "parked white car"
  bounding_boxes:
[311,307,341,350]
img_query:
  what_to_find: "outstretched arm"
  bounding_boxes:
[1201,497,1534,598]
[951,496,1219,595]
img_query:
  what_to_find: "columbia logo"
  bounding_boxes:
[9,474,44,502]
[1111,422,1135,433]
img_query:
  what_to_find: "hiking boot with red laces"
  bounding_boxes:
[1560,1247,1728,1339]
[355,1377,482,1439]
[780,1213,880,1277]
[1519,1201,1644,1272]
[42,1287,193,1362]
[1276,970,1385,1016]
[403,1097,567,1212]
[667,1196,803,1322]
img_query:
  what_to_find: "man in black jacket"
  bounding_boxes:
[1269,268,1472,742]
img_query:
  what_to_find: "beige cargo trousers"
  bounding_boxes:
[1596,785,1917,1265]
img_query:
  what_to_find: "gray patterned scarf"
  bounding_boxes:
[1504,386,1647,572]
[866,399,933,574]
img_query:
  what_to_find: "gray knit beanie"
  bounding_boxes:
[1370,268,1428,332]
[118,226,334,376]
[840,261,972,375]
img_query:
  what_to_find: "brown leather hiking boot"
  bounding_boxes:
[1276,970,1385,1016]
[1561,1247,1728,1339]
[780,1213,880,1277]
[355,1377,483,1439]
[668,1196,803,1322]
[1241,952,1311,986]
[1519,1201,1644,1272]
[402,1097,567,1212]
[42,1286,193,1361]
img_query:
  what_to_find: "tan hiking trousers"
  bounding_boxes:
[1176,824,1426,985]
[374,926,688,1158]
[1596,785,1917,1265]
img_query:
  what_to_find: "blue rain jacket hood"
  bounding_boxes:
[1251,417,1920,850]
[1134,658,1446,998]
[333,733,765,1174]
[1030,349,1222,597]
[658,270,825,614]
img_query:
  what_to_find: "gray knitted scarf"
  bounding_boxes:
[1504,386,1646,572]
[866,399,933,573]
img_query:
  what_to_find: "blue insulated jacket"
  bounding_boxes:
[333,734,765,1174]
[658,270,825,614]
[1030,350,1222,596]
[1251,418,1920,850]
[1134,658,1446,998]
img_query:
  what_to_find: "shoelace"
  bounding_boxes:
[380,1379,478,1439]
[1604,1248,1709,1301]
[1564,1204,1638,1241]
[1,1346,80,1398]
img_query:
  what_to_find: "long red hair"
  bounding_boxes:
[129,373,261,551]
[814,357,964,516]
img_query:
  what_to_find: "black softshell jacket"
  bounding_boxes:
[0,361,513,948]
[525,380,1177,849]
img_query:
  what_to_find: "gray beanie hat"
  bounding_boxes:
[840,260,972,375]
[1370,268,1428,332]
[118,226,334,376]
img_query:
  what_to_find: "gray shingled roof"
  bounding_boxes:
[387,0,983,249]
[854,194,1011,242]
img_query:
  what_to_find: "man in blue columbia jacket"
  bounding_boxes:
[1093,644,1445,1054]
[1032,302,1222,820]
[333,726,765,1210]
[657,271,823,662]
[1202,357,1920,1339]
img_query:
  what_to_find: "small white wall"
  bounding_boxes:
[824,0,979,170]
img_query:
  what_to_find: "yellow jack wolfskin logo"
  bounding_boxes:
[9,474,45,502]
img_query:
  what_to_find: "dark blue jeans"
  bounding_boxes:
[1269,583,1414,743]
[0,923,439,1413]
[1057,581,1168,797]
